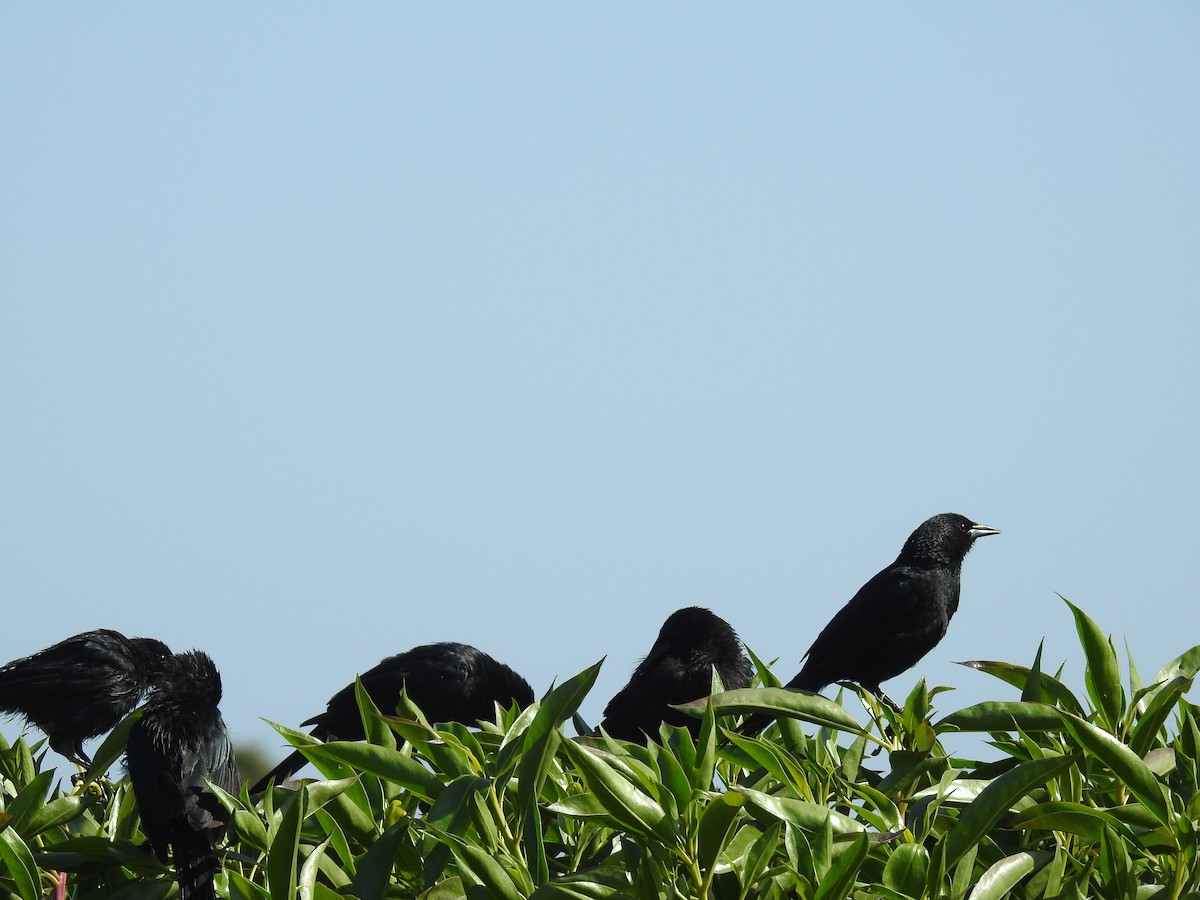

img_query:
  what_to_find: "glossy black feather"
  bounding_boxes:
[0,629,171,766]
[126,650,239,900]
[741,513,998,735]
[600,607,752,743]
[252,642,534,793]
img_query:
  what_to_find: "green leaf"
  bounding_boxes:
[4,771,54,830]
[696,790,744,877]
[1153,643,1200,684]
[648,741,692,813]
[737,820,781,893]
[1058,712,1172,827]
[1130,676,1192,758]
[707,687,865,734]
[85,708,144,781]
[738,787,865,835]
[228,870,273,900]
[418,877,467,900]
[943,755,1074,868]
[949,842,977,900]
[1008,801,1132,842]
[303,741,443,800]
[689,695,719,791]
[559,740,673,843]
[882,843,929,897]
[745,645,783,688]
[0,826,39,900]
[516,661,602,823]
[545,793,609,818]
[813,833,869,900]
[447,840,524,900]
[299,835,332,900]
[971,852,1048,900]
[845,782,903,833]
[354,677,397,750]
[1062,596,1124,726]
[423,775,490,886]
[349,820,413,900]
[1022,640,1048,703]
[938,701,1063,733]
[1126,640,1143,697]
[267,786,307,900]
[955,659,1083,713]
[17,794,89,838]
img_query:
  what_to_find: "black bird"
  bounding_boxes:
[0,629,172,767]
[742,513,999,734]
[252,642,534,793]
[126,650,240,900]
[600,606,753,743]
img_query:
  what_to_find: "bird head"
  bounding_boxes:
[899,513,1000,566]
[133,638,174,678]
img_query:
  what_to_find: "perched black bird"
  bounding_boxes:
[252,642,534,793]
[600,606,753,743]
[742,513,999,734]
[126,650,240,900]
[0,629,172,767]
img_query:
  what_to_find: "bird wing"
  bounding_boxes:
[0,636,136,701]
[796,565,935,684]
[181,720,240,833]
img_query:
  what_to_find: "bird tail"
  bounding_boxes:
[172,820,217,900]
[250,748,308,795]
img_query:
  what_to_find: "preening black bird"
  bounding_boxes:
[0,629,172,767]
[126,650,240,900]
[600,606,753,743]
[251,642,535,793]
[741,513,999,735]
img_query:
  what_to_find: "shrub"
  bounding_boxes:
[1,599,1199,900]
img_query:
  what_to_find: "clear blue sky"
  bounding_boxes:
[3,6,1198,769]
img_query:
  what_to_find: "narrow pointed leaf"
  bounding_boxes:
[938,701,1063,733]
[1153,643,1200,684]
[1130,676,1192,757]
[696,790,744,876]
[354,677,397,750]
[559,740,672,842]
[1062,596,1124,726]
[738,821,782,892]
[814,833,869,900]
[706,687,864,733]
[299,836,332,900]
[448,841,523,900]
[516,661,603,821]
[943,755,1074,868]
[349,820,416,900]
[1008,801,1131,842]
[16,794,88,838]
[267,788,306,900]
[739,787,865,834]
[955,660,1083,713]
[303,741,443,800]
[0,827,39,900]
[970,851,1046,900]
[1059,712,1171,827]
[85,709,143,781]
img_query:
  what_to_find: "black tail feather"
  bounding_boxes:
[172,820,218,900]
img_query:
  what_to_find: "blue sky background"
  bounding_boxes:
[2,6,1198,773]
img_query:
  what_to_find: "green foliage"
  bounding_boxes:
[3,599,1200,899]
